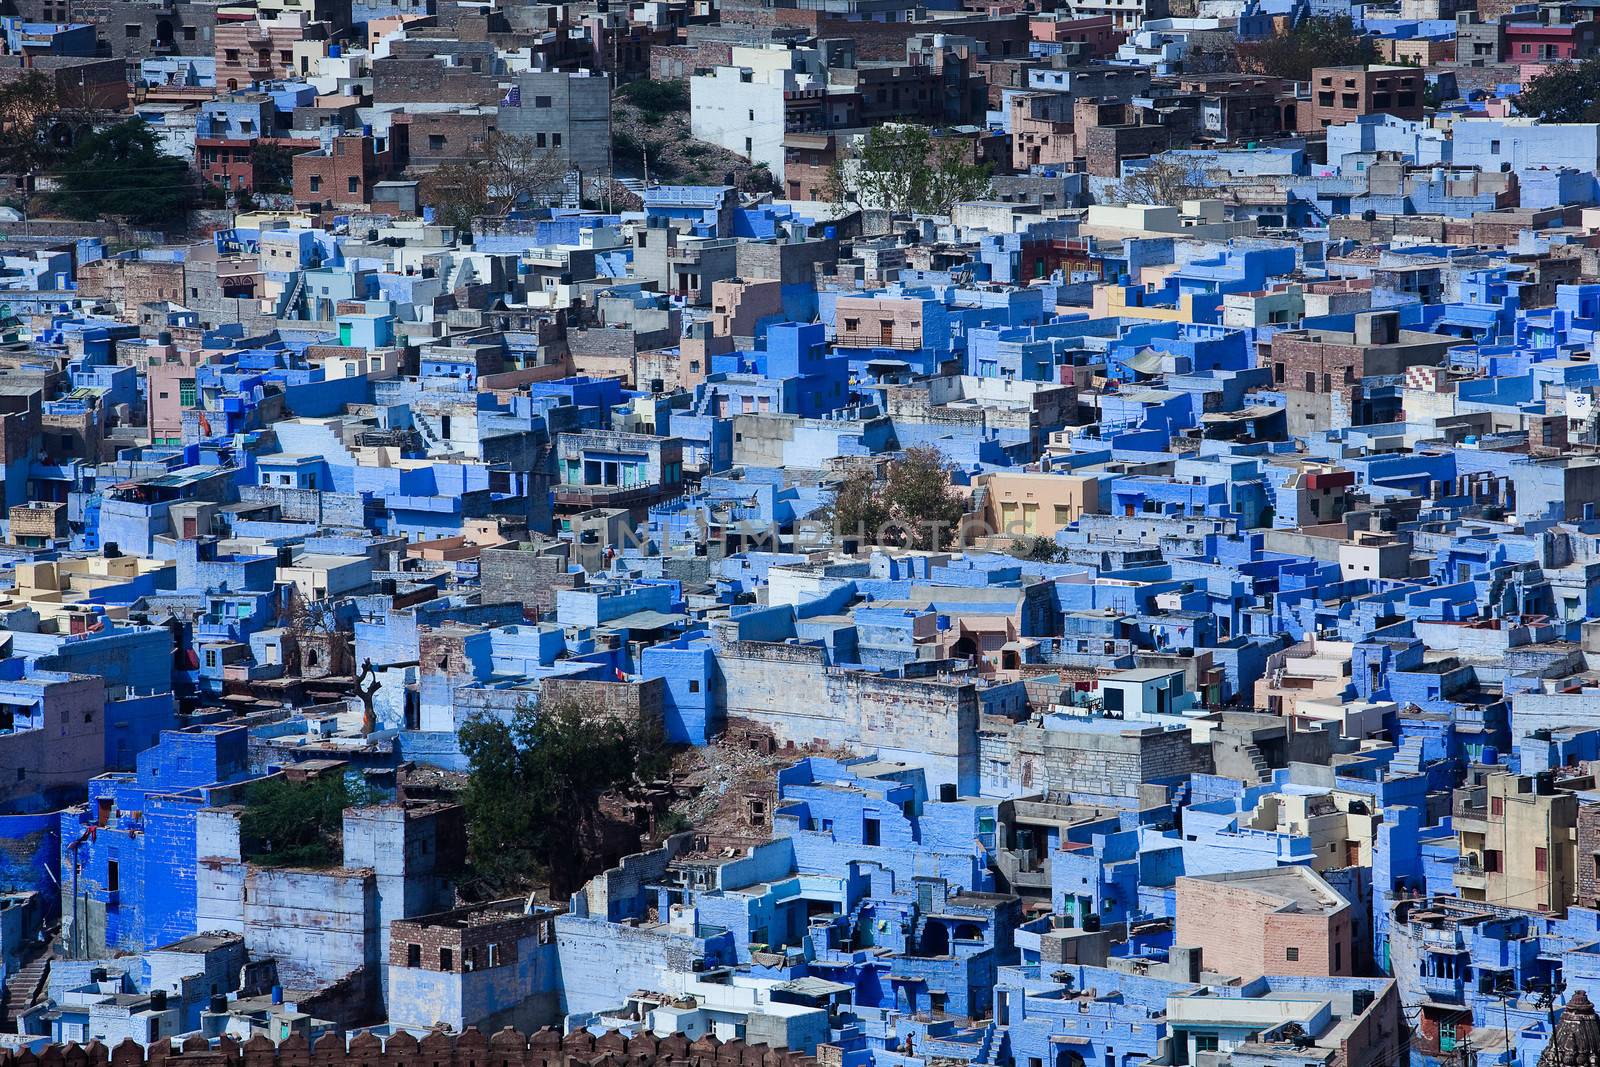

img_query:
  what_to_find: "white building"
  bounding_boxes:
[690,64,822,181]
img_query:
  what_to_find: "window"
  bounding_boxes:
[348,176,359,194]
[1536,847,1548,873]
[429,134,446,151]
[1193,1034,1219,1053]
[125,23,140,36]
[1491,795,1504,816]
[863,817,880,846]
[1334,943,1341,971]
[309,175,321,193]
[535,96,552,108]
[1285,946,1299,961]
[107,861,119,893]
[407,944,421,967]
[1104,687,1124,712]
[688,679,700,693]
[439,947,454,970]
[552,133,561,146]
[1490,139,1501,153]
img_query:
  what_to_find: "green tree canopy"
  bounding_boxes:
[0,71,66,182]
[1238,16,1379,81]
[828,125,992,216]
[239,773,377,868]
[47,120,198,226]
[1514,58,1600,123]
[825,446,970,551]
[459,695,671,898]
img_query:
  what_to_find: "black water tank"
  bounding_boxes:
[209,994,227,1014]
[150,990,168,1010]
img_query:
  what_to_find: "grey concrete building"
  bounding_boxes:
[495,70,612,179]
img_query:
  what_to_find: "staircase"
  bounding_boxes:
[1391,736,1427,777]
[1241,742,1271,782]
[0,953,51,1031]
[1289,191,1332,228]
[277,273,307,320]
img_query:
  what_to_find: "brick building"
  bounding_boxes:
[1176,866,1355,978]
[293,134,397,211]
[1305,64,1425,130]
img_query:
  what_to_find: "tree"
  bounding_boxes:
[1108,155,1213,206]
[417,132,568,234]
[250,142,299,194]
[1238,16,1379,82]
[1514,58,1600,123]
[829,125,992,216]
[0,71,66,179]
[240,773,377,868]
[1009,535,1067,563]
[824,447,970,551]
[47,120,198,226]
[458,695,671,898]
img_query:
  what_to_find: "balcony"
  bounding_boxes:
[1454,858,1489,889]
[553,482,666,510]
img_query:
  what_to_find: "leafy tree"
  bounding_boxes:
[1238,16,1378,81]
[1009,535,1067,563]
[829,125,992,215]
[1514,58,1600,123]
[417,132,567,234]
[250,143,299,194]
[826,464,891,547]
[459,695,671,897]
[240,773,377,868]
[825,446,970,551]
[0,71,66,178]
[47,120,198,226]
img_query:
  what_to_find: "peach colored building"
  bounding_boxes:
[1176,866,1354,979]
[833,296,925,350]
[979,469,1100,539]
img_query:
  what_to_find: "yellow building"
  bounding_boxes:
[1454,771,1577,915]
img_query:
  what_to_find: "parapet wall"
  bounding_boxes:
[1,1028,814,1067]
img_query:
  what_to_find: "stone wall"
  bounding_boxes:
[0,1028,812,1067]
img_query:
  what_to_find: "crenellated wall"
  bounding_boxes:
[0,1027,815,1067]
